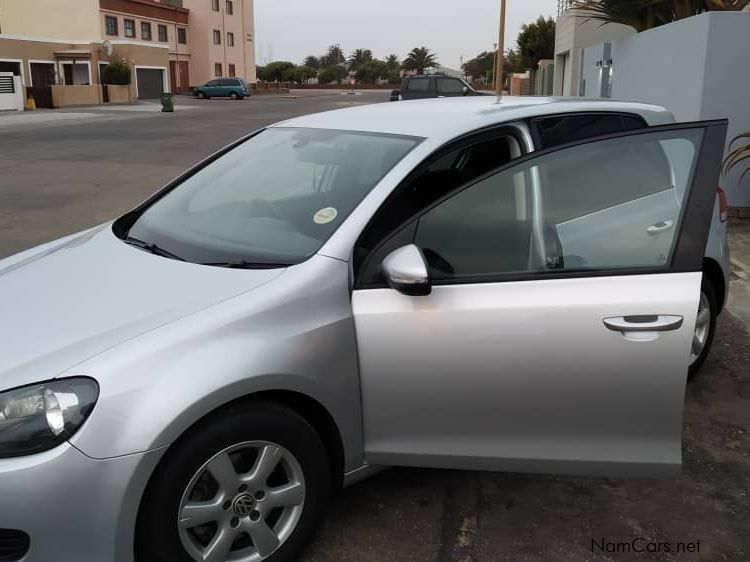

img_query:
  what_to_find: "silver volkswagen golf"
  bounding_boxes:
[0,97,730,562]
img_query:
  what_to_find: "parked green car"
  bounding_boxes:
[193,78,251,100]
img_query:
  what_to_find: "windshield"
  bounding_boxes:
[125,127,421,266]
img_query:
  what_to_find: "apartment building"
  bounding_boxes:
[181,0,256,85]
[0,0,255,108]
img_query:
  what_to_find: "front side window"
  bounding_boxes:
[126,128,421,265]
[141,21,152,41]
[124,19,135,38]
[413,129,703,281]
[105,16,118,36]
[213,29,221,45]
[436,78,465,96]
[177,27,187,44]
[158,24,168,42]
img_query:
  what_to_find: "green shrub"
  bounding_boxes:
[101,60,131,85]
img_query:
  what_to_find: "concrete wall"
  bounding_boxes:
[107,83,133,103]
[0,0,101,41]
[51,84,101,107]
[608,12,750,206]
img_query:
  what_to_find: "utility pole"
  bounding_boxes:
[495,0,506,98]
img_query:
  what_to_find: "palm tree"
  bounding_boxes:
[724,132,750,184]
[321,44,345,67]
[347,49,373,70]
[304,55,320,70]
[385,54,400,71]
[402,47,438,75]
[571,0,750,32]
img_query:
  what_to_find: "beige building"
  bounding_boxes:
[0,0,255,108]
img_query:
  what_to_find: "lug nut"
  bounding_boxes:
[254,491,265,500]
[249,510,261,522]
[223,501,231,510]
[231,516,240,528]
[238,484,248,493]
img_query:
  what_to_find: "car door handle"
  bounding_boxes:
[646,220,675,235]
[603,315,684,333]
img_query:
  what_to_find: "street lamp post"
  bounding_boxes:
[495,0,506,97]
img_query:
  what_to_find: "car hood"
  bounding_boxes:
[0,225,284,391]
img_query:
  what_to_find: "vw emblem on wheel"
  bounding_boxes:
[232,493,255,517]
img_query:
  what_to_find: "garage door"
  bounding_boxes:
[136,68,164,99]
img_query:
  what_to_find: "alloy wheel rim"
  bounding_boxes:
[177,441,305,562]
[690,291,711,365]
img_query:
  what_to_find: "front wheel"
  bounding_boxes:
[230,92,240,100]
[688,278,717,378]
[136,402,331,562]
[196,91,206,99]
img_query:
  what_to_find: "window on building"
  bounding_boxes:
[214,63,222,77]
[213,29,221,44]
[226,1,234,15]
[177,27,187,44]
[105,16,118,36]
[158,24,168,42]
[124,19,135,38]
[212,0,219,11]
[141,21,152,41]
[227,32,234,47]
[228,64,236,77]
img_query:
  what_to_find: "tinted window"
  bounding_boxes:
[437,78,465,96]
[533,114,646,149]
[405,78,429,93]
[413,129,702,281]
[127,129,421,265]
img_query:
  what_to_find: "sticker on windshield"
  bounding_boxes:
[313,207,338,225]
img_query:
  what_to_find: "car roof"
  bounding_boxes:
[275,96,674,141]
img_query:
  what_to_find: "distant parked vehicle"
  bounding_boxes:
[194,78,251,100]
[390,74,488,101]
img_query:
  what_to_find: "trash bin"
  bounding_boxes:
[160,93,174,113]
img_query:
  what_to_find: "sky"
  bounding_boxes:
[254,0,558,70]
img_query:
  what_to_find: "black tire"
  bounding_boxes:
[196,91,206,99]
[135,401,331,562]
[230,92,239,100]
[688,277,718,379]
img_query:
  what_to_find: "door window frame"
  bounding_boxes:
[354,120,726,290]
[528,111,647,150]
[354,124,528,286]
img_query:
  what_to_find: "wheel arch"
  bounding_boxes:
[703,257,726,311]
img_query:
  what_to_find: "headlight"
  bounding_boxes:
[0,378,99,458]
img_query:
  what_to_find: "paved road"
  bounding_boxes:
[1,93,749,561]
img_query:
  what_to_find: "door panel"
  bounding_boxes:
[354,272,699,476]
[353,121,727,477]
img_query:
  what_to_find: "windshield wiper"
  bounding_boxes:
[203,260,292,270]
[123,236,186,262]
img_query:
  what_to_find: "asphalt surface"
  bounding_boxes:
[1,92,749,561]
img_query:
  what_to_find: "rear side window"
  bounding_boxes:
[532,113,646,149]
[405,78,429,93]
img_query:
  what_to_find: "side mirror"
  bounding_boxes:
[390,89,401,102]
[382,245,431,296]
[462,86,470,96]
